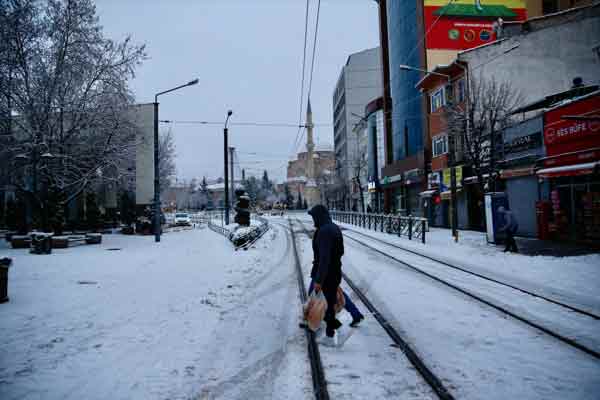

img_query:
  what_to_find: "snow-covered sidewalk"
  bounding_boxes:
[0,226,309,400]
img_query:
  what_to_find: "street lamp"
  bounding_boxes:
[224,110,233,225]
[153,78,198,242]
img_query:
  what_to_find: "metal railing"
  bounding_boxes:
[330,211,428,244]
[207,219,232,238]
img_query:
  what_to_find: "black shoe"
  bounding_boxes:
[349,314,364,328]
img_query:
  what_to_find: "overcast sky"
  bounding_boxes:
[96,0,380,183]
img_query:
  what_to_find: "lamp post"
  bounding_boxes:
[223,110,233,225]
[153,78,198,242]
[399,64,459,240]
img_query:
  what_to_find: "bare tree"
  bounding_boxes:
[445,74,522,193]
[0,0,146,229]
[158,128,176,191]
[351,119,368,213]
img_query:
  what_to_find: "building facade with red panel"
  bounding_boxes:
[537,91,600,243]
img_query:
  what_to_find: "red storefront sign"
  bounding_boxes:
[543,93,600,166]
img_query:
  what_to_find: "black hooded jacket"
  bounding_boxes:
[308,205,344,287]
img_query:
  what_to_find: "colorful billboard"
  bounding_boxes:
[424,0,527,50]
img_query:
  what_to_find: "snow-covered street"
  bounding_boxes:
[0,224,310,400]
[1,216,599,399]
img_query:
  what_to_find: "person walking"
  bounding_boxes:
[308,204,356,347]
[498,206,518,253]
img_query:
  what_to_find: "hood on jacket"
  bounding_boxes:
[308,204,331,228]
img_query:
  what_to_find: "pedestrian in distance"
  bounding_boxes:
[308,204,359,347]
[498,206,519,253]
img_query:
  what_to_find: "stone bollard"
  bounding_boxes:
[0,257,12,303]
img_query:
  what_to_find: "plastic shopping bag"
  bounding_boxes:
[303,291,327,332]
[334,286,345,314]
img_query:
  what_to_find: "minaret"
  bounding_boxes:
[304,98,321,207]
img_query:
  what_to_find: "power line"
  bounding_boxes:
[290,0,312,157]
[307,0,321,101]
[160,120,331,128]
[295,0,322,157]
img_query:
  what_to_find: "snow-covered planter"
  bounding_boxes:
[121,226,134,235]
[52,236,71,249]
[229,226,260,247]
[30,232,53,254]
[10,235,31,249]
[85,233,102,245]
[229,217,269,248]
[207,214,269,249]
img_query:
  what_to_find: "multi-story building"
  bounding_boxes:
[365,97,386,212]
[415,3,600,237]
[373,0,589,216]
[332,47,382,209]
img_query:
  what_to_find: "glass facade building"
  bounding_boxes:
[386,0,425,160]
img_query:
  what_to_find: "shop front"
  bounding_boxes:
[381,174,404,214]
[537,91,600,244]
[421,171,443,226]
[499,116,545,237]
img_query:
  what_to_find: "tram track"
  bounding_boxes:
[286,219,330,400]
[339,229,600,360]
[292,218,455,400]
[343,227,600,321]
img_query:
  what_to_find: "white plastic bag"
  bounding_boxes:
[303,291,327,332]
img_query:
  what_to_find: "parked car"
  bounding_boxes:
[174,213,191,226]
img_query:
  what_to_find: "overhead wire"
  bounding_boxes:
[290,0,312,158]
[294,0,322,157]
[160,120,331,127]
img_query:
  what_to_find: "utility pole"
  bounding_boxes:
[229,146,235,210]
[153,78,198,242]
[223,110,233,225]
[153,101,160,241]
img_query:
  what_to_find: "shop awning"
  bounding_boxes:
[440,189,462,200]
[419,190,437,197]
[537,161,600,178]
[500,166,535,179]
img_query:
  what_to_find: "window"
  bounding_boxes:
[456,79,465,103]
[433,135,448,157]
[430,87,446,112]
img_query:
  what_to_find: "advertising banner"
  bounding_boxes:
[543,94,600,158]
[424,0,527,50]
[442,165,463,188]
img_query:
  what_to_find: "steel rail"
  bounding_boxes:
[295,219,455,400]
[344,233,600,360]
[343,228,600,321]
[288,219,330,400]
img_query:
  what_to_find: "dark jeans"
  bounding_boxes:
[504,230,518,252]
[308,279,362,336]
